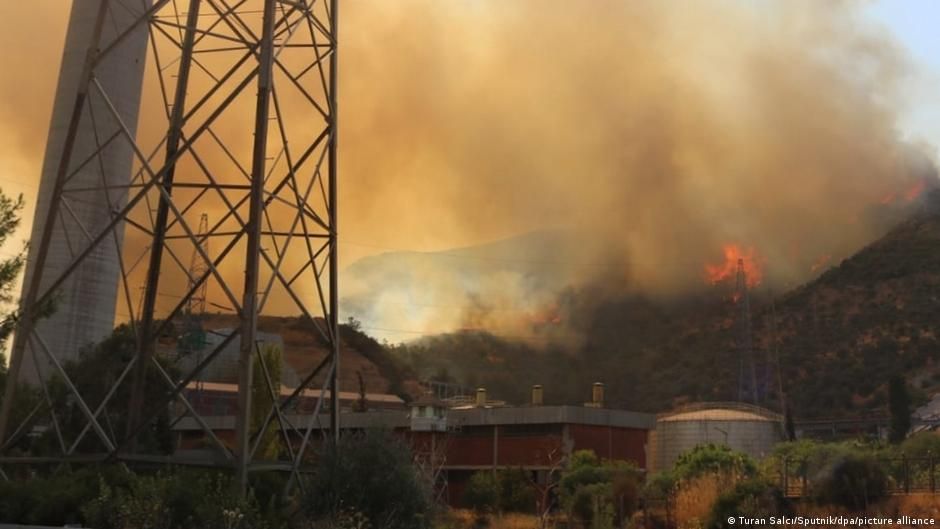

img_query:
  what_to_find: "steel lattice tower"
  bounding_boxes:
[735,258,759,405]
[0,0,340,492]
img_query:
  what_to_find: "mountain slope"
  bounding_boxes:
[394,196,940,418]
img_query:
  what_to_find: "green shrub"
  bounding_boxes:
[464,472,500,512]
[496,468,536,513]
[82,469,268,529]
[559,450,640,528]
[304,429,432,529]
[641,470,676,501]
[899,432,940,459]
[707,478,789,529]
[0,466,127,526]
[462,468,536,514]
[810,454,888,510]
[673,444,758,482]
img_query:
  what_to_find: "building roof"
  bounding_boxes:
[172,405,656,432]
[185,381,404,404]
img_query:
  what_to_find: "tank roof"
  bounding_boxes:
[658,402,781,422]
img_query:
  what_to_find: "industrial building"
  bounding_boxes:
[174,384,656,506]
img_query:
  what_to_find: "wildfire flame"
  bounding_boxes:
[704,244,762,288]
[905,180,927,202]
[528,304,562,326]
[880,180,928,205]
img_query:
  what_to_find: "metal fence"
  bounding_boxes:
[779,456,938,497]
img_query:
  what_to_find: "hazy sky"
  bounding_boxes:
[0,1,937,341]
[0,1,937,256]
[865,0,940,150]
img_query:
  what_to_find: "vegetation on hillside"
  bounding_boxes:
[392,199,940,419]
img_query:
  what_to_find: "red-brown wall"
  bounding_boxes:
[566,424,647,468]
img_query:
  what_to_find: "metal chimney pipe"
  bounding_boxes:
[531,384,544,406]
[592,382,605,407]
[475,387,487,407]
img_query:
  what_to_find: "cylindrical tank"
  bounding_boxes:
[20,1,150,382]
[649,402,784,473]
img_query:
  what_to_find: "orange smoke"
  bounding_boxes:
[704,244,762,288]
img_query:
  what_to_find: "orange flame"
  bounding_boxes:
[528,303,562,326]
[905,180,926,202]
[704,244,762,288]
[879,180,928,205]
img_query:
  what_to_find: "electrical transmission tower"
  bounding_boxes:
[735,258,759,405]
[0,0,340,493]
[187,213,211,319]
[178,213,209,356]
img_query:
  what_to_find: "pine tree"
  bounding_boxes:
[888,375,911,444]
[0,190,26,395]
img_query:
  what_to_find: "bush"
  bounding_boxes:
[810,454,889,510]
[82,469,269,529]
[464,472,500,513]
[673,444,758,482]
[559,450,640,528]
[497,469,536,513]
[0,466,129,526]
[0,466,270,529]
[463,468,536,514]
[899,432,940,460]
[304,429,432,529]
[641,470,676,501]
[706,478,789,529]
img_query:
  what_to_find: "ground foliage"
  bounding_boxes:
[303,428,434,529]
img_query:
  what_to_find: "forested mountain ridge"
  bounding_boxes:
[393,196,940,419]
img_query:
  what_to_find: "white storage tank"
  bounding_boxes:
[649,402,784,473]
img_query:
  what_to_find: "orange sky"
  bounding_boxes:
[0,1,936,336]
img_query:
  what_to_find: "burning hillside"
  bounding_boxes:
[396,194,940,417]
[704,244,763,288]
[335,0,938,340]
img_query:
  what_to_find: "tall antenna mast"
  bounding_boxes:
[735,258,759,404]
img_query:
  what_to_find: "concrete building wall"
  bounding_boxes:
[21,1,151,382]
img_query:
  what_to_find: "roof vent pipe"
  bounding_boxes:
[532,385,543,406]
[592,382,605,408]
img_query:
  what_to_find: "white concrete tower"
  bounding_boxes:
[19,1,150,382]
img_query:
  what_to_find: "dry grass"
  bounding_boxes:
[444,493,939,529]
[445,510,541,529]
[795,494,940,516]
[673,474,725,529]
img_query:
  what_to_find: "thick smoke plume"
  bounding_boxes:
[0,1,937,340]
[338,0,937,339]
